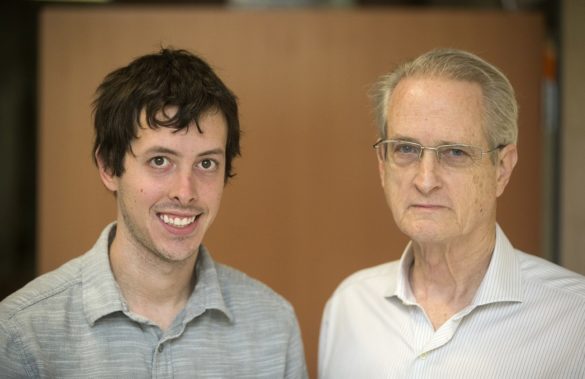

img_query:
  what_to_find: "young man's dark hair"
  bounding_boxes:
[93,48,240,181]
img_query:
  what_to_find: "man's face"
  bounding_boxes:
[378,76,516,245]
[100,110,227,263]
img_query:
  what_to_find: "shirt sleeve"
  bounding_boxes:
[317,299,331,379]
[285,311,309,379]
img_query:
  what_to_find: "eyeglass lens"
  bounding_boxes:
[377,141,484,168]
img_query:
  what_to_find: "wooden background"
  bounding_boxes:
[38,7,543,376]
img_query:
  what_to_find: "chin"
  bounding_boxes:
[154,241,201,262]
[399,219,453,244]
[157,250,198,263]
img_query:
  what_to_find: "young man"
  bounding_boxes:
[319,48,585,378]
[1,48,308,378]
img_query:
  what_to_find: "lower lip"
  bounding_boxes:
[158,216,199,236]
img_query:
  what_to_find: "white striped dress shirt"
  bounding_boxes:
[319,224,585,378]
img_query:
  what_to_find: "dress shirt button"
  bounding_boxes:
[420,352,427,360]
[158,344,164,353]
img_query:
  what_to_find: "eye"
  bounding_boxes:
[394,142,419,155]
[439,145,477,167]
[446,148,468,157]
[197,159,218,171]
[149,156,170,168]
[443,146,472,158]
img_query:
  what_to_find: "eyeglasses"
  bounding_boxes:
[373,139,504,168]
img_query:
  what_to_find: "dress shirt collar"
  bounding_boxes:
[390,241,415,303]
[473,224,523,305]
[389,224,523,306]
[82,223,233,326]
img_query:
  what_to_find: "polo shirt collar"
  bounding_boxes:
[82,223,233,326]
[82,223,126,326]
[389,224,523,306]
[183,246,234,323]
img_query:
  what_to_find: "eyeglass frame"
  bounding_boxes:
[373,139,505,168]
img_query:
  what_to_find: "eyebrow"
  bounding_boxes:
[389,135,419,143]
[143,146,225,157]
[198,148,225,157]
[389,135,463,146]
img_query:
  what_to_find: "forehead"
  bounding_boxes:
[386,76,487,145]
[132,110,228,153]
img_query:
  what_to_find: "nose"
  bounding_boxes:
[413,149,442,194]
[169,168,198,204]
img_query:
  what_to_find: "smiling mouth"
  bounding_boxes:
[158,214,198,228]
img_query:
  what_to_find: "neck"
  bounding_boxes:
[108,228,198,331]
[409,224,496,329]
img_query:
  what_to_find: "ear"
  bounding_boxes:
[495,144,518,198]
[95,150,119,193]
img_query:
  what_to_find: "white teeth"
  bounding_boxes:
[160,214,196,228]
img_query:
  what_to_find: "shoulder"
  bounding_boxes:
[331,260,400,300]
[209,263,308,377]
[1,224,113,323]
[213,262,296,321]
[0,256,84,322]
[518,250,585,302]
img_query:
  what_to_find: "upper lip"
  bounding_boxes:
[155,206,204,217]
[157,211,199,217]
[410,203,445,208]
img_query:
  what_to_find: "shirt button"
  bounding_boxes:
[420,352,427,360]
[158,344,164,353]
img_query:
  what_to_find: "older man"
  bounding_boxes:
[319,48,585,378]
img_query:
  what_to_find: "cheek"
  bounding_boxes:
[474,175,484,215]
[469,172,495,215]
[134,181,165,206]
[472,174,482,204]
[211,188,224,205]
[385,171,408,206]
[201,179,225,205]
